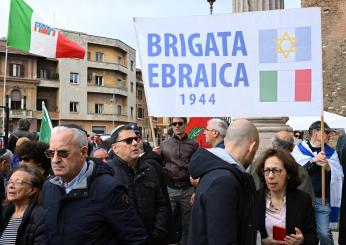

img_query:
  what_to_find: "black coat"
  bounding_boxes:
[8,130,37,153]
[108,155,168,245]
[0,203,46,245]
[337,135,346,245]
[255,188,318,244]
[43,159,148,245]
[188,148,257,245]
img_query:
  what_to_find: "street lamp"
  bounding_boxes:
[0,106,9,148]
[207,0,216,15]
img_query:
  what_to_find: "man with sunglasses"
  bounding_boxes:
[159,117,198,245]
[292,121,343,245]
[108,124,169,245]
[43,126,148,245]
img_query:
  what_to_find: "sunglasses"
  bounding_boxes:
[116,136,139,144]
[172,122,184,127]
[45,149,70,159]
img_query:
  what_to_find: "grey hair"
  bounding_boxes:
[51,126,88,148]
[272,135,294,152]
[208,118,228,137]
[0,149,13,163]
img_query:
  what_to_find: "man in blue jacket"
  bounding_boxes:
[43,126,148,245]
[188,119,259,245]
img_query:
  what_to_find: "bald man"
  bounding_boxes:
[188,119,259,245]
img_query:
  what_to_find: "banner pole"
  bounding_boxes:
[321,114,325,207]
[2,43,8,137]
[148,116,157,147]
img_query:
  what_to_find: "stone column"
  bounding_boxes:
[232,0,284,12]
[232,0,289,155]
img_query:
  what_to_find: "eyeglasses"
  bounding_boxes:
[116,136,139,144]
[7,179,32,187]
[172,122,184,127]
[45,149,69,159]
[204,128,216,132]
[262,168,283,177]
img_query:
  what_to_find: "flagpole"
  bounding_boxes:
[148,116,157,147]
[321,114,325,207]
[2,42,8,138]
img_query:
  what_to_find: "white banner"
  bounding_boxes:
[134,8,322,117]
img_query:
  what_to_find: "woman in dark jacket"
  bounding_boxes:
[0,166,46,245]
[255,149,318,245]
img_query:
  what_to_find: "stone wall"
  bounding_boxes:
[302,0,346,116]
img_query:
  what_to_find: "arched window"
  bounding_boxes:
[11,89,21,110]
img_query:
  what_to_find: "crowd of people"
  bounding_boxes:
[0,117,345,245]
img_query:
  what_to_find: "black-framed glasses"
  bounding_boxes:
[172,122,184,127]
[7,179,32,187]
[262,168,283,177]
[45,149,70,159]
[116,136,139,144]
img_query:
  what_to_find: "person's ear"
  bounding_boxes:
[81,146,88,157]
[248,141,257,153]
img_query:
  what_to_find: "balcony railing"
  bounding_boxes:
[9,109,33,117]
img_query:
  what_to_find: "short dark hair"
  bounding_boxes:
[256,148,301,191]
[272,135,294,152]
[171,117,187,124]
[18,118,31,131]
[110,124,134,144]
[15,141,51,176]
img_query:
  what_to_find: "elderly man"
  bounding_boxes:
[91,147,110,163]
[108,125,168,245]
[292,121,343,245]
[204,118,228,148]
[43,126,147,245]
[188,119,259,245]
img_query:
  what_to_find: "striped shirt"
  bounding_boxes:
[0,217,22,245]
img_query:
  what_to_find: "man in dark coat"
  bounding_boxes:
[336,134,346,245]
[8,118,37,153]
[188,119,259,245]
[43,126,148,245]
[108,125,168,245]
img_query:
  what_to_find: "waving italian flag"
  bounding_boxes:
[7,0,85,59]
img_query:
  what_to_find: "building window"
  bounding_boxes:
[92,126,106,135]
[130,82,134,93]
[10,64,24,77]
[70,73,80,84]
[131,106,133,117]
[117,56,122,65]
[70,101,79,112]
[137,107,144,119]
[37,99,48,111]
[95,103,104,114]
[130,60,134,71]
[10,89,21,110]
[95,76,103,86]
[39,69,47,79]
[117,105,122,115]
[137,89,143,100]
[96,52,104,62]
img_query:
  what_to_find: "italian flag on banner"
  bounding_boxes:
[186,117,212,148]
[7,0,85,59]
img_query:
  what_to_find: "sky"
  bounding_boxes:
[0,0,301,66]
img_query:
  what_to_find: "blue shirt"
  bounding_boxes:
[60,161,89,194]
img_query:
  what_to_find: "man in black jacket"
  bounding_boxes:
[8,118,37,153]
[43,126,148,245]
[188,119,259,245]
[108,125,168,245]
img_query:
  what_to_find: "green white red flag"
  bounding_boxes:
[39,101,52,143]
[7,0,85,59]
